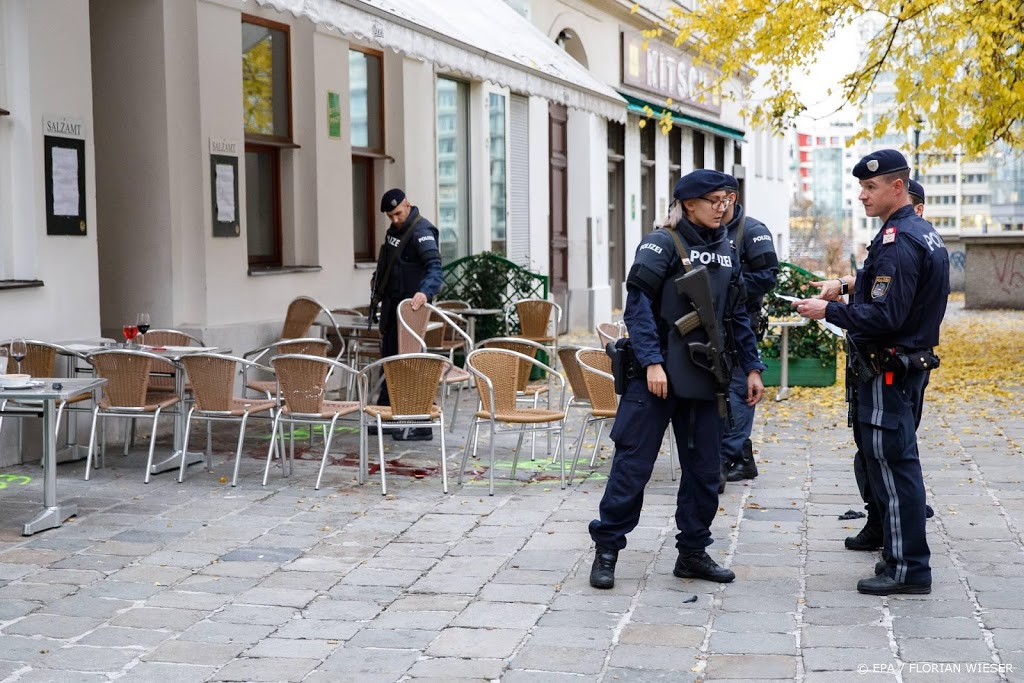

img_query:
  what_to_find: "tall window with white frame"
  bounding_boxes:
[489,92,507,255]
[241,16,292,268]
[436,77,470,264]
[350,47,384,262]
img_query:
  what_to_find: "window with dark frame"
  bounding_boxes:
[668,126,682,197]
[714,136,725,171]
[350,47,385,262]
[640,120,656,234]
[242,15,292,268]
[693,130,705,169]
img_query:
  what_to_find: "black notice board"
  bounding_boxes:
[44,136,87,236]
[210,154,240,237]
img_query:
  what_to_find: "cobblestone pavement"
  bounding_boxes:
[0,299,1022,682]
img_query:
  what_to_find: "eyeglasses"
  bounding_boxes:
[695,196,731,210]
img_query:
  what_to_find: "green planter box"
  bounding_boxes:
[761,356,837,387]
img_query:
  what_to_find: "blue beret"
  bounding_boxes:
[908,179,926,203]
[852,149,909,179]
[673,169,730,201]
[380,188,406,213]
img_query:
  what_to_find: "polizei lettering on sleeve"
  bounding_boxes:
[417,234,436,243]
[689,249,732,268]
[639,242,663,255]
[752,234,773,243]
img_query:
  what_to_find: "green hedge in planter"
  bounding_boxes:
[759,262,842,387]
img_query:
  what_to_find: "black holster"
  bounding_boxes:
[606,338,639,395]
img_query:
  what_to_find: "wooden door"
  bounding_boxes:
[548,103,568,330]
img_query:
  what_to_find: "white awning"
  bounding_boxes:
[249,0,627,122]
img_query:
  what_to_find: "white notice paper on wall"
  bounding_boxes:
[215,163,235,222]
[52,147,80,216]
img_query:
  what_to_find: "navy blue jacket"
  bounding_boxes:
[826,204,949,350]
[624,219,765,386]
[725,204,779,315]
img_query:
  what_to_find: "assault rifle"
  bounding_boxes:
[673,266,732,423]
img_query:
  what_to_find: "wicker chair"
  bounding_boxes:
[262,354,361,490]
[557,344,602,466]
[243,296,343,368]
[459,348,567,496]
[596,322,626,346]
[178,353,278,486]
[83,349,181,483]
[569,348,619,482]
[506,298,562,369]
[572,347,676,482]
[244,338,330,399]
[358,353,453,495]
[141,329,203,393]
[401,304,473,432]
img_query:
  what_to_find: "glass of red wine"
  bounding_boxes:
[137,313,151,346]
[10,339,27,374]
[122,322,139,348]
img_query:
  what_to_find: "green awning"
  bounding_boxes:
[622,93,745,141]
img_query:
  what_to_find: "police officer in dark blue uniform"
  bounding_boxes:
[843,177,933,553]
[371,188,443,440]
[797,150,949,595]
[719,175,779,488]
[589,170,766,589]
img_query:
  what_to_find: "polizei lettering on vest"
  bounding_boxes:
[689,249,732,268]
[387,235,402,247]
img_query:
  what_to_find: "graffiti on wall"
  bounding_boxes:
[950,250,966,271]
[989,248,1024,294]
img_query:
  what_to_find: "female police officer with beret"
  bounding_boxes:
[588,169,765,589]
[797,150,949,595]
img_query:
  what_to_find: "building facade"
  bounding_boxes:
[0,0,790,356]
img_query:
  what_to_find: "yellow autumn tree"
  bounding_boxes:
[664,0,1024,155]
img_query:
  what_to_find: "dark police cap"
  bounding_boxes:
[673,169,731,201]
[852,149,909,180]
[380,188,406,213]
[908,179,926,204]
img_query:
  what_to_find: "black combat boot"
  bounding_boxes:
[857,574,930,595]
[726,439,758,481]
[590,547,618,589]
[673,551,735,583]
[844,523,883,551]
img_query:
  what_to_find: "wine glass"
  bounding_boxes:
[10,339,27,374]
[122,322,139,347]
[137,313,151,345]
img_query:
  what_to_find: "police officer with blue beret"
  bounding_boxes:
[797,150,949,595]
[718,175,779,488]
[908,179,926,216]
[370,188,443,440]
[589,169,766,589]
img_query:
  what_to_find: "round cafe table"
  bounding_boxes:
[458,308,503,341]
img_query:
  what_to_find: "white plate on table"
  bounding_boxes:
[0,381,43,391]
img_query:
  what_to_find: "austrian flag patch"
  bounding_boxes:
[882,226,897,245]
[871,276,892,299]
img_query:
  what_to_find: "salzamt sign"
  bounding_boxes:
[622,32,721,115]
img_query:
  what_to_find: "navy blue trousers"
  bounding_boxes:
[855,370,931,585]
[589,377,722,552]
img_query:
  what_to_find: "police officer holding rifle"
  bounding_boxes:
[589,169,765,589]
